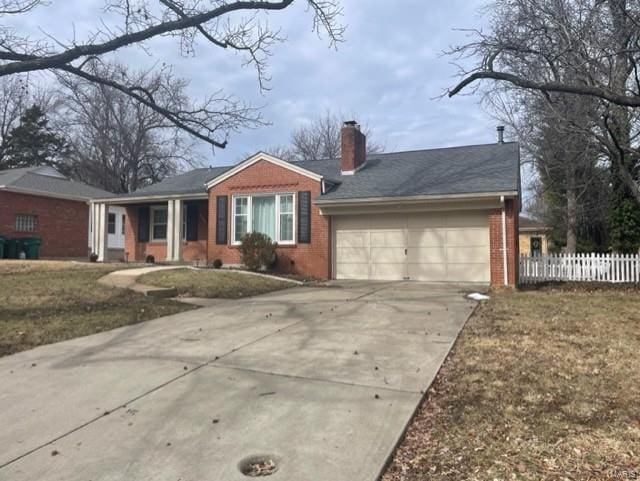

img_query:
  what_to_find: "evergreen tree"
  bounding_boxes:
[3,105,68,169]
[609,165,640,253]
[607,106,640,253]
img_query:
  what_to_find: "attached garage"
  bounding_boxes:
[334,211,490,282]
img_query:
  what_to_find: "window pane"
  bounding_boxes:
[279,194,293,214]
[108,213,116,234]
[280,213,293,241]
[154,209,167,224]
[153,225,167,240]
[235,215,247,242]
[252,196,276,241]
[152,208,167,240]
[235,197,248,215]
[122,215,126,235]
[15,214,37,232]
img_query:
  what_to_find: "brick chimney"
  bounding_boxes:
[341,120,366,175]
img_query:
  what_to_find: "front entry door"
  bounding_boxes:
[530,236,542,256]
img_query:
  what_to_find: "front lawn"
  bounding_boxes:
[0,261,193,357]
[383,286,640,481]
[139,268,293,299]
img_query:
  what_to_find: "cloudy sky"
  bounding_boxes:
[14,0,504,167]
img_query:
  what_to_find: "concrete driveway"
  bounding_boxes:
[0,281,478,481]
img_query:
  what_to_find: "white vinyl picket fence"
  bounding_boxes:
[519,253,640,284]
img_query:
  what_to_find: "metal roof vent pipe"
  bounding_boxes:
[497,125,505,144]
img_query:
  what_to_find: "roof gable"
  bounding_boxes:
[205,152,323,189]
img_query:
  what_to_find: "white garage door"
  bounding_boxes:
[334,211,490,282]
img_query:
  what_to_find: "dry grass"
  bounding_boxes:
[383,287,640,481]
[139,268,293,299]
[0,261,193,357]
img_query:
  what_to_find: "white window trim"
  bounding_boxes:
[107,213,116,235]
[181,205,190,241]
[231,193,296,246]
[150,205,168,242]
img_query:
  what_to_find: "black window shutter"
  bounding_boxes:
[186,204,199,241]
[216,196,228,245]
[298,191,311,244]
[137,206,150,242]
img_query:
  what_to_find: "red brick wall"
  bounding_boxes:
[207,159,331,279]
[341,123,366,172]
[0,190,89,258]
[124,201,208,263]
[489,197,519,287]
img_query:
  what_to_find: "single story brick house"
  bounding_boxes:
[91,122,521,286]
[0,166,122,258]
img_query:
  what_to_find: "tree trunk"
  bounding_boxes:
[566,186,578,253]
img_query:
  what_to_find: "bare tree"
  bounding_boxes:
[0,1,344,149]
[447,0,640,202]
[57,61,201,193]
[532,95,607,252]
[0,76,28,166]
[448,1,640,107]
[268,111,385,162]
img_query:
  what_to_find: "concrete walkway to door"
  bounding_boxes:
[0,281,479,481]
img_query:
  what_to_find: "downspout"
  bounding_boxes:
[501,195,508,286]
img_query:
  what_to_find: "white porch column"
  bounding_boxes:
[89,202,96,254]
[166,199,183,262]
[172,199,183,262]
[166,199,175,261]
[96,203,108,262]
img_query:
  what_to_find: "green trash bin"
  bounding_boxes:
[6,238,20,259]
[0,236,6,259]
[20,237,42,259]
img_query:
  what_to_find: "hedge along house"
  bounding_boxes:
[91,122,521,286]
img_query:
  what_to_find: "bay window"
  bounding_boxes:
[233,194,295,244]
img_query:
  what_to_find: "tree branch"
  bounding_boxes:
[0,1,296,77]
[449,70,640,107]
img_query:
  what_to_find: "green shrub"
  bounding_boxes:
[239,232,277,271]
[213,258,223,269]
[145,254,155,264]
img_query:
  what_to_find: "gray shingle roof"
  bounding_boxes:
[105,142,519,202]
[0,166,114,200]
[114,166,231,199]
[520,215,549,230]
[299,142,520,201]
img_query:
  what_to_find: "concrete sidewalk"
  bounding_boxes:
[98,265,184,297]
[0,281,477,481]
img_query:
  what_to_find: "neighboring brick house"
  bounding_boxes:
[0,166,115,258]
[93,123,521,286]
